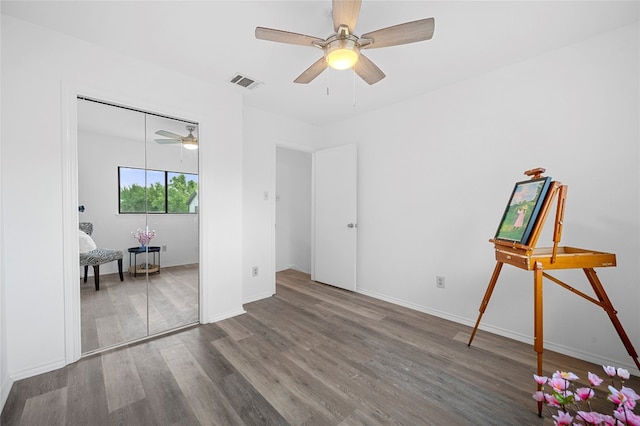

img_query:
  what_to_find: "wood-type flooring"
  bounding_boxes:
[3,269,638,425]
[81,263,199,353]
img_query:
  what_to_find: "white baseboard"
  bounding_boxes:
[9,358,67,383]
[357,287,476,327]
[276,265,310,274]
[356,287,640,376]
[542,341,640,377]
[1,375,13,414]
[243,291,274,304]
[276,264,293,272]
[1,357,67,411]
[206,308,246,324]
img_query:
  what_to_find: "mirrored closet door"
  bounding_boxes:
[77,98,199,354]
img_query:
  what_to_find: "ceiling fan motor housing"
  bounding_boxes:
[324,34,360,70]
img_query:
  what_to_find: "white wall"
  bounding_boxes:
[242,106,320,303]
[318,22,640,372]
[276,147,312,273]
[0,13,244,406]
[0,10,6,407]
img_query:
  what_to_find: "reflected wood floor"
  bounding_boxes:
[3,269,638,425]
[81,264,199,353]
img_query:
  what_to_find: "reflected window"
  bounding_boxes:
[119,167,198,214]
[168,172,198,213]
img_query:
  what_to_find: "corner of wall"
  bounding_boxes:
[0,29,8,409]
[1,377,13,413]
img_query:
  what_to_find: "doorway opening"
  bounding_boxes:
[275,146,312,275]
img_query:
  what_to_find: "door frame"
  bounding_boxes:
[61,82,207,364]
[273,143,357,286]
[274,143,316,281]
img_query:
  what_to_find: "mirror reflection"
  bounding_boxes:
[77,98,199,354]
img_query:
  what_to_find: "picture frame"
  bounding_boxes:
[494,176,552,245]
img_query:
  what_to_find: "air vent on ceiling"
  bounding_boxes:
[228,73,262,90]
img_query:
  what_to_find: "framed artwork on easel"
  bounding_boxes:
[494,176,552,245]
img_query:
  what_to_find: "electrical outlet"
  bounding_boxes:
[162,245,167,252]
[436,276,445,288]
[252,266,259,277]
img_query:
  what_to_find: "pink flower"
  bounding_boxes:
[545,393,561,408]
[621,386,640,409]
[608,386,627,406]
[614,407,640,426]
[534,364,638,425]
[628,413,640,426]
[553,371,579,381]
[534,374,548,385]
[575,387,594,401]
[549,377,570,392]
[532,391,545,402]
[552,410,573,425]
[625,410,640,426]
[588,372,603,386]
[618,368,630,380]
[132,228,156,246]
[577,411,604,424]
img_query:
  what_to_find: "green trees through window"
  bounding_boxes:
[119,167,198,214]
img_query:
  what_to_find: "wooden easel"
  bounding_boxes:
[467,167,640,416]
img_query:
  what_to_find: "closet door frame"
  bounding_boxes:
[61,83,207,364]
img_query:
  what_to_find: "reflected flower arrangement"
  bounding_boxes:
[132,228,156,247]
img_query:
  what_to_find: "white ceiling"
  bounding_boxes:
[3,1,638,126]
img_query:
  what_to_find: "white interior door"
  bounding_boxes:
[313,144,357,291]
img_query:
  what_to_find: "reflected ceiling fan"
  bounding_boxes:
[255,0,435,85]
[154,125,198,150]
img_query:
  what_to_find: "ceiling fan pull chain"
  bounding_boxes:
[326,70,330,96]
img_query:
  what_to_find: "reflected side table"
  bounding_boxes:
[127,246,161,277]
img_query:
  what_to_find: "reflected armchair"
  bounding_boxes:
[79,222,123,291]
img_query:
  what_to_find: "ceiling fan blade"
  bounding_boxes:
[360,18,435,49]
[294,57,328,84]
[332,0,362,33]
[255,27,324,47]
[155,130,183,139]
[353,53,385,85]
[154,139,182,144]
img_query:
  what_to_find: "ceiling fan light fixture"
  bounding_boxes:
[183,141,198,150]
[183,126,198,149]
[325,37,359,70]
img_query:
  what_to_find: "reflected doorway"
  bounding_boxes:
[77,98,199,354]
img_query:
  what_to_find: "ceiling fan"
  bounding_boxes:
[154,125,198,150]
[255,0,435,85]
